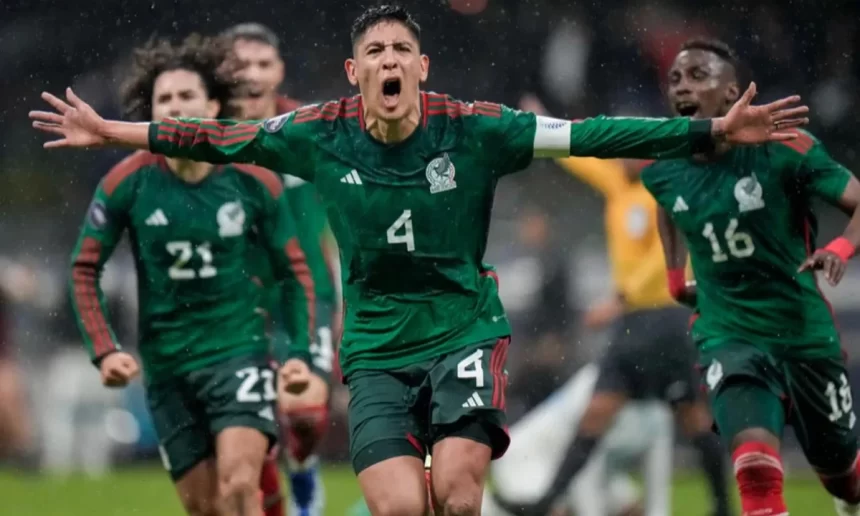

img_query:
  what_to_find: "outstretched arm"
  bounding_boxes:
[657,206,696,308]
[497,83,809,176]
[30,88,303,176]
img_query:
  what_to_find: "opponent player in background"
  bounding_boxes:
[223,22,337,516]
[642,39,860,516]
[499,95,733,516]
[32,4,809,514]
[67,34,315,516]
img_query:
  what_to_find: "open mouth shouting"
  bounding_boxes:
[381,77,401,109]
[675,100,700,118]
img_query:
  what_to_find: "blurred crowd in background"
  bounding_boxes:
[1,0,860,474]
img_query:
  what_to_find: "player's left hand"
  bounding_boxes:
[798,250,847,286]
[715,82,810,145]
[279,359,311,395]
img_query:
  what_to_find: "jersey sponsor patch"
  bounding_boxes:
[426,153,457,194]
[88,200,108,229]
[263,112,292,133]
[533,115,571,158]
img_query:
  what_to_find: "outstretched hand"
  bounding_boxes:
[30,88,107,148]
[717,82,809,145]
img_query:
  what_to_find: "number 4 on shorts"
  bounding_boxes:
[457,349,485,388]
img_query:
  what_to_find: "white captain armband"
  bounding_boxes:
[533,116,572,158]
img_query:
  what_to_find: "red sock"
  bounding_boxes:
[733,442,787,516]
[819,451,860,504]
[259,459,284,516]
[425,468,434,513]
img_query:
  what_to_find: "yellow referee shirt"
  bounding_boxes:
[558,157,680,311]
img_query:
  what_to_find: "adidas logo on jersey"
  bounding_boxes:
[145,209,169,226]
[462,392,484,408]
[340,169,363,185]
[672,196,689,213]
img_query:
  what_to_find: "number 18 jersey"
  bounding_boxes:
[641,131,851,358]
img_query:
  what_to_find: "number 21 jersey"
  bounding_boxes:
[70,151,314,380]
[641,131,851,358]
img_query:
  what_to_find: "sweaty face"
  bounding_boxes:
[346,21,428,121]
[667,49,737,119]
[151,69,219,122]
[232,39,284,119]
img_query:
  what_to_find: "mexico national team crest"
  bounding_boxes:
[734,174,765,213]
[217,201,246,237]
[426,153,457,194]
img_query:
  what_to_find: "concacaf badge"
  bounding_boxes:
[217,201,246,237]
[426,153,457,194]
[88,200,108,229]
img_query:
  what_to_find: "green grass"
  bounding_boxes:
[0,463,834,515]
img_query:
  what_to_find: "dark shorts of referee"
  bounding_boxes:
[594,305,699,405]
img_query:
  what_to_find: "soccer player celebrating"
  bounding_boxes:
[223,22,337,516]
[512,96,733,516]
[66,34,315,516]
[33,5,808,515]
[641,39,860,516]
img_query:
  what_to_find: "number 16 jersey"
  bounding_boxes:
[641,131,851,359]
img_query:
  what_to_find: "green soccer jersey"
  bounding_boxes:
[70,151,315,381]
[641,131,852,358]
[148,92,717,377]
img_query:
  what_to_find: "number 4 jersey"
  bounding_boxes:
[70,151,316,381]
[641,131,852,359]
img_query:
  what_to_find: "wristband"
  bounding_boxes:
[667,268,686,299]
[824,237,855,263]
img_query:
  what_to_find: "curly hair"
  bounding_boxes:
[120,33,244,121]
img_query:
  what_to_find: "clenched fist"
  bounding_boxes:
[279,359,311,396]
[99,352,140,388]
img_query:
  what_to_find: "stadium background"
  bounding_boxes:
[1,0,859,513]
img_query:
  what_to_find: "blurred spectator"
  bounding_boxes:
[0,273,35,464]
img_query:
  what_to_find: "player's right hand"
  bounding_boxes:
[279,359,311,395]
[99,352,140,388]
[30,88,107,149]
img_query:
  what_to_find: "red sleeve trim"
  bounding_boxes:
[103,151,157,196]
[71,237,117,357]
[286,238,317,348]
[777,130,814,155]
[233,164,285,199]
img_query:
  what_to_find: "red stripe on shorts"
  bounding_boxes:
[490,337,510,409]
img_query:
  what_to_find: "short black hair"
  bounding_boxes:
[222,22,280,52]
[679,37,744,81]
[120,33,243,121]
[350,4,421,46]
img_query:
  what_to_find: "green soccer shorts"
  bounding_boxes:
[146,353,279,481]
[346,337,511,474]
[699,337,858,475]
